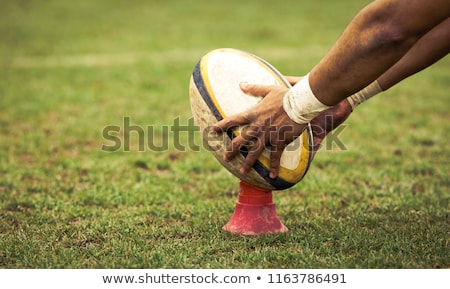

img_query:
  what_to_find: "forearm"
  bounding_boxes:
[309,0,450,106]
[347,17,450,108]
[379,17,450,90]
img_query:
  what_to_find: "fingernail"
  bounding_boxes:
[269,170,277,179]
[239,82,248,89]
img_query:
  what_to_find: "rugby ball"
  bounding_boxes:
[189,48,313,190]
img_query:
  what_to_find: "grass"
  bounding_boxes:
[0,0,449,268]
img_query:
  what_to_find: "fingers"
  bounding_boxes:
[233,125,287,178]
[238,138,286,178]
[210,82,298,178]
[212,83,282,134]
[240,82,278,97]
[269,144,284,178]
[223,124,260,162]
[238,134,266,174]
[211,111,253,134]
[309,99,353,159]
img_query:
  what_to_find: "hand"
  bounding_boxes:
[285,75,353,159]
[211,82,307,179]
[309,99,353,158]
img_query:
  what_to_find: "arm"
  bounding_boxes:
[307,17,450,157]
[212,0,450,178]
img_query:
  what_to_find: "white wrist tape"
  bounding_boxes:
[346,80,382,110]
[282,73,332,124]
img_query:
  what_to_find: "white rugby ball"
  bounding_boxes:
[189,48,313,190]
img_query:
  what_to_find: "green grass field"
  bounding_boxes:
[0,0,449,269]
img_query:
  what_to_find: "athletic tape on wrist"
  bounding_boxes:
[282,73,332,124]
[346,80,382,110]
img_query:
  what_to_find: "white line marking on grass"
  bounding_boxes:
[8,47,327,68]
[9,50,204,68]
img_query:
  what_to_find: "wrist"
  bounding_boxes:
[282,73,332,124]
[346,80,382,110]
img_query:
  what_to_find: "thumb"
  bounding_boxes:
[239,82,277,98]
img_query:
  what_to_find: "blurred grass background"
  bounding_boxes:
[0,0,448,268]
